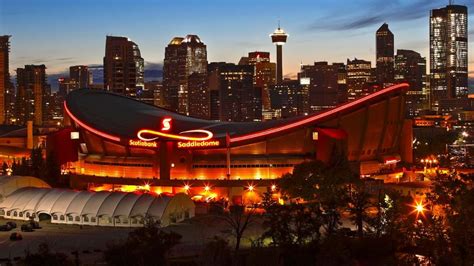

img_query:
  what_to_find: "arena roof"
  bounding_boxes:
[65,83,408,145]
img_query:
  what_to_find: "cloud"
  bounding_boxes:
[144,61,163,70]
[306,0,469,32]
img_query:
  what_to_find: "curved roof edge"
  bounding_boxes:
[64,83,409,145]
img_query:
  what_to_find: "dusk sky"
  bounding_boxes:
[1,0,473,86]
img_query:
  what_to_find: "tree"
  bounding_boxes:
[262,203,322,247]
[427,172,474,264]
[218,205,257,251]
[104,218,181,266]
[346,184,372,238]
[44,151,61,186]
[2,161,8,175]
[30,147,43,178]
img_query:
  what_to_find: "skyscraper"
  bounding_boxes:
[0,36,11,124]
[376,23,394,87]
[16,65,48,125]
[430,4,468,112]
[347,58,373,101]
[162,35,207,114]
[239,51,276,111]
[187,72,209,119]
[208,63,258,122]
[270,80,307,118]
[270,24,288,84]
[70,65,91,89]
[395,49,427,118]
[299,62,340,112]
[103,36,144,98]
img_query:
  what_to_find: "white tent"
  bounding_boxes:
[0,176,50,202]
[0,188,195,227]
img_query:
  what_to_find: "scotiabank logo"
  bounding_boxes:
[129,139,158,148]
[137,117,214,142]
[177,140,220,148]
[161,118,172,131]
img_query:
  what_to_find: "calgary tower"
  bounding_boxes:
[270,22,288,84]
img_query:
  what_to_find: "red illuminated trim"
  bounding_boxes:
[63,101,121,142]
[137,129,213,142]
[230,83,409,143]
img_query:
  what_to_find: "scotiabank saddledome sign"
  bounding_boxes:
[131,117,220,149]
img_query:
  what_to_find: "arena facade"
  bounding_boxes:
[57,83,412,204]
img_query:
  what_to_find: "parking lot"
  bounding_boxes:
[0,216,264,264]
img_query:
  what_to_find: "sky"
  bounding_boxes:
[0,0,473,88]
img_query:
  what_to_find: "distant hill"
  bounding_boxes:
[46,62,163,91]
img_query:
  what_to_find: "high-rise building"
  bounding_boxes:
[270,24,288,84]
[376,23,394,87]
[58,77,76,98]
[270,80,307,118]
[430,4,468,112]
[395,49,427,118]
[239,51,276,111]
[103,36,144,98]
[208,63,258,122]
[162,35,207,115]
[0,36,11,124]
[347,58,373,101]
[70,65,91,89]
[334,62,348,104]
[299,62,340,112]
[16,65,48,125]
[188,72,209,119]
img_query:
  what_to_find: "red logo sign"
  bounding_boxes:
[161,118,172,131]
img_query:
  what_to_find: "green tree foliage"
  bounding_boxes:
[103,219,181,266]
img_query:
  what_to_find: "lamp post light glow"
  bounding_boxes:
[410,199,428,219]
[271,184,277,192]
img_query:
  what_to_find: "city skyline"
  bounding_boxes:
[1,0,473,90]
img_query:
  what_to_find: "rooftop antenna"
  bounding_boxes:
[449,0,453,5]
[278,20,281,29]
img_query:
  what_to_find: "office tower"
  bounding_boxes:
[334,62,348,103]
[188,72,209,119]
[239,51,276,111]
[347,58,373,101]
[376,23,394,87]
[70,65,91,89]
[299,62,340,112]
[208,63,258,122]
[270,80,306,118]
[162,35,207,114]
[103,36,144,98]
[58,77,75,98]
[16,65,48,125]
[395,49,427,117]
[270,24,288,84]
[430,4,468,112]
[0,36,11,124]
[143,81,162,107]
